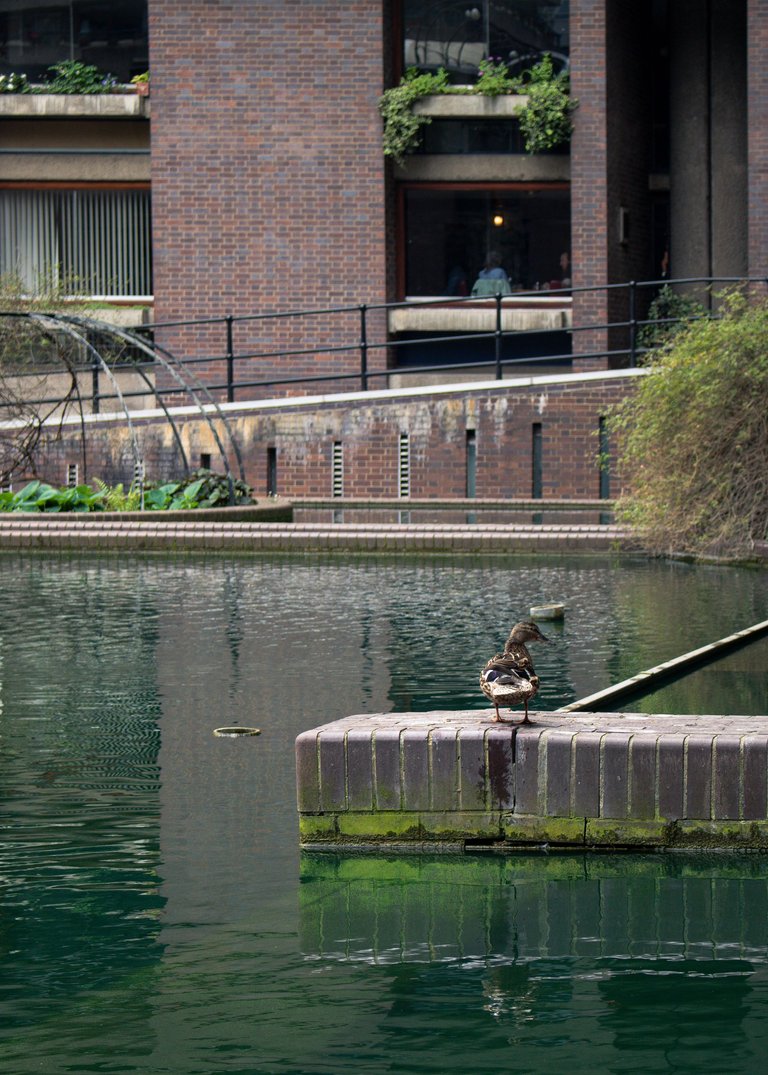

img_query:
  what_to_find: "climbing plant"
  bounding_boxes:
[378,53,576,164]
[608,291,768,558]
[513,54,576,154]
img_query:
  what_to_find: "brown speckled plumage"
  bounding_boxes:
[480,621,549,724]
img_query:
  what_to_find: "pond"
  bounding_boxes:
[2,552,768,1073]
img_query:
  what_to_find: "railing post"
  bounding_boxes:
[628,280,637,367]
[91,355,100,414]
[359,304,368,391]
[494,292,503,379]
[226,315,235,403]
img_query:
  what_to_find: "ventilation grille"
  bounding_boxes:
[66,463,79,488]
[332,441,343,498]
[398,433,410,498]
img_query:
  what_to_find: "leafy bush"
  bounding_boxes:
[0,480,106,513]
[0,73,31,94]
[475,58,517,97]
[0,471,254,513]
[609,292,768,558]
[378,53,575,163]
[513,54,576,153]
[638,285,708,352]
[378,67,452,165]
[143,469,254,510]
[44,61,118,95]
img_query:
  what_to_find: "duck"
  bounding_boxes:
[480,620,549,724]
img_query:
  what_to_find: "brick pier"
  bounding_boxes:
[296,712,768,851]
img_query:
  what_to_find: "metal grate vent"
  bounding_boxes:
[66,463,79,488]
[332,441,343,498]
[398,433,410,498]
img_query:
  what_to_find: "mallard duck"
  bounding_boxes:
[480,621,549,724]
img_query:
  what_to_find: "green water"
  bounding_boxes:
[1,553,768,1074]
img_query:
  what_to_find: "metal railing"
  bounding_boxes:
[3,275,765,413]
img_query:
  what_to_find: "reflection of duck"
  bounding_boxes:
[480,621,549,724]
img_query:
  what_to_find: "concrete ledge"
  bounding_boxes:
[0,92,149,118]
[296,711,768,851]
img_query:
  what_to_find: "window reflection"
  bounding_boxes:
[0,1,148,82]
[404,186,570,296]
[402,0,569,81]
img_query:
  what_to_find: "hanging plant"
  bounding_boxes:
[378,53,576,163]
[513,54,577,154]
[378,67,453,166]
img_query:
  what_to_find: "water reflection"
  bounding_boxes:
[301,853,768,1069]
[2,555,768,1073]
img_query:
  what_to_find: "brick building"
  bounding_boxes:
[1,2,766,497]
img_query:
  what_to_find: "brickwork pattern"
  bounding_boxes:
[25,374,638,500]
[296,712,768,849]
[148,0,389,386]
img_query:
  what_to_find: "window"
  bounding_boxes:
[401,1,569,82]
[0,186,152,296]
[0,1,148,83]
[402,185,570,296]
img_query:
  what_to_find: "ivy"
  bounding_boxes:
[378,53,576,164]
[379,67,453,165]
[514,54,576,154]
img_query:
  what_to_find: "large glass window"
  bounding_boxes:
[403,185,570,295]
[402,1,569,81]
[0,1,148,82]
[0,186,152,296]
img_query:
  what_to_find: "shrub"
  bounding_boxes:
[44,61,118,95]
[609,292,768,558]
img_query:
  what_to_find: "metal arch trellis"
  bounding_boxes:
[1,311,247,497]
[57,313,247,485]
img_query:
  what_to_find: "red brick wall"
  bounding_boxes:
[33,375,638,501]
[569,0,610,370]
[148,0,390,388]
[748,0,768,281]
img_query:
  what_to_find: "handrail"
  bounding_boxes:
[2,276,766,412]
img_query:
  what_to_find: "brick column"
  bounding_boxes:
[748,0,768,282]
[569,1,610,370]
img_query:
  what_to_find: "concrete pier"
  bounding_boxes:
[296,712,768,851]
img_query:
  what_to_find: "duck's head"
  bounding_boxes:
[506,620,549,645]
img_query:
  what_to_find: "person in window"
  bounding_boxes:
[471,251,511,296]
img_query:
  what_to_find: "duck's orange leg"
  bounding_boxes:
[517,699,532,725]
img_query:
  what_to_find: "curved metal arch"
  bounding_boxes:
[30,313,145,485]
[57,313,246,483]
[47,315,191,478]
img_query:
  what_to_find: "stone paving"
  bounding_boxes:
[0,514,628,554]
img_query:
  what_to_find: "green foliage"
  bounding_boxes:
[475,58,517,97]
[92,476,142,511]
[130,71,150,84]
[0,470,254,513]
[378,67,452,165]
[609,292,768,557]
[638,285,708,351]
[0,480,106,513]
[44,61,118,95]
[0,72,31,94]
[513,54,576,153]
[378,53,575,163]
[142,469,254,511]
